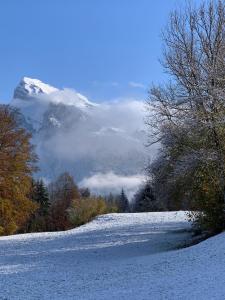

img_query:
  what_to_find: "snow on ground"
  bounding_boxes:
[0,212,223,299]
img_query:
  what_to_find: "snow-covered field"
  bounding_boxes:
[0,212,223,299]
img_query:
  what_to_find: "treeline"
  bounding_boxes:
[146,0,225,235]
[25,173,131,233]
[0,105,130,235]
[24,173,116,233]
[3,1,224,238]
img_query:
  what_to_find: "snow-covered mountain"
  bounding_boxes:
[11,77,155,195]
[12,77,96,131]
[13,77,59,99]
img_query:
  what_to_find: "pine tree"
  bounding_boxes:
[79,187,90,198]
[25,179,50,233]
[33,179,50,216]
[133,182,158,212]
[118,189,130,213]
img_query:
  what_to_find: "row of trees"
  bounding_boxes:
[4,1,224,236]
[25,174,132,233]
[0,101,172,236]
[146,0,225,234]
[25,173,118,233]
[0,105,132,235]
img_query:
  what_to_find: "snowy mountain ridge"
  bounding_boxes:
[13,77,96,110]
[10,77,154,195]
[13,77,59,99]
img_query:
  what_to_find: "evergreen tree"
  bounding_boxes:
[133,182,158,212]
[24,179,50,233]
[118,189,130,213]
[79,187,90,198]
[33,179,50,216]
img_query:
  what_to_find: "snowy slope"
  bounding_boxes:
[0,211,219,300]
[11,77,96,131]
[14,77,59,99]
[13,77,94,107]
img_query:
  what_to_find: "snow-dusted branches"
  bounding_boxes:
[146,1,225,232]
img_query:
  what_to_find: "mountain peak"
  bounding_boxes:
[13,77,58,99]
[11,77,98,132]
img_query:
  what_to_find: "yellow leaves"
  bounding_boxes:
[0,195,38,235]
[0,106,38,235]
[68,197,108,227]
[0,198,17,235]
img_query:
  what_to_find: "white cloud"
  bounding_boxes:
[79,172,145,199]
[91,81,119,87]
[128,81,146,89]
[32,93,158,195]
[15,82,158,194]
[110,81,119,87]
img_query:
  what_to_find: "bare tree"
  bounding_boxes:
[147,1,225,233]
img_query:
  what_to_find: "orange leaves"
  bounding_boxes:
[0,106,38,235]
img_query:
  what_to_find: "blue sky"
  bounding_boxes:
[0,0,200,103]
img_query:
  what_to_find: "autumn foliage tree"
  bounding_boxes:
[68,196,108,227]
[48,172,80,230]
[0,105,37,235]
[48,172,121,231]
